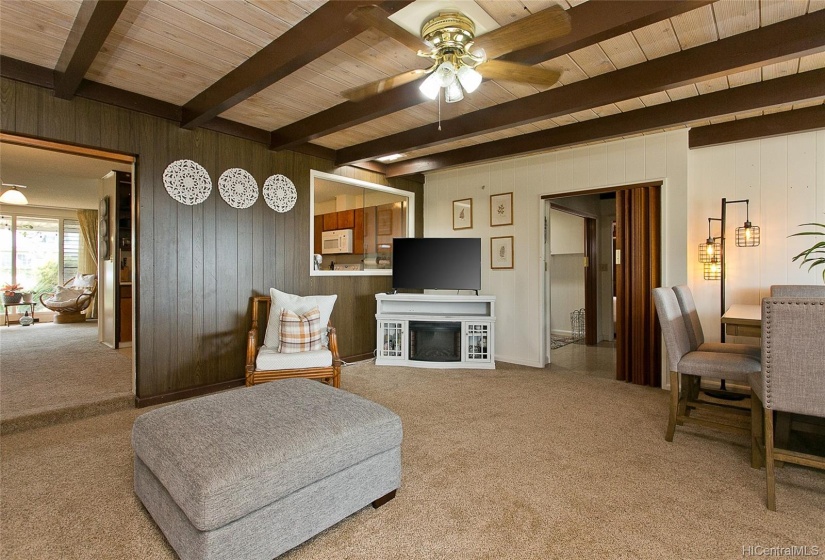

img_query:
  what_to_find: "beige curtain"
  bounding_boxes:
[77,209,98,319]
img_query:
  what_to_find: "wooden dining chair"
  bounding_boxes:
[652,287,761,442]
[750,291,825,510]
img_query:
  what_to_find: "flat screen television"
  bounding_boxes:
[392,237,481,291]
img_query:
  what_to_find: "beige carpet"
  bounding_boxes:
[1,360,823,560]
[0,321,133,432]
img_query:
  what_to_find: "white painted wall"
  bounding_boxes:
[549,254,585,336]
[423,128,825,369]
[424,129,689,367]
[550,209,584,254]
[687,130,825,344]
[549,210,585,336]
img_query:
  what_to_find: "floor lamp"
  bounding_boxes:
[699,198,760,395]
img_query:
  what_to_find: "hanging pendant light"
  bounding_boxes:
[698,218,720,263]
[0,184,28,205]
[735,200,760,247]
[703,257,721,281]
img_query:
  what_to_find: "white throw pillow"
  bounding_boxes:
[263,288,337,349]
[51,285,85,303]
[71,273,96,290]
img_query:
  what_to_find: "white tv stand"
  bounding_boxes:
[375,293,495,369]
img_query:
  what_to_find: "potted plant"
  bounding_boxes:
[2,282,24,304]
[791,221,825,283]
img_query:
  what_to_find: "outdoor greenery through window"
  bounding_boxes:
[1,214,80,311]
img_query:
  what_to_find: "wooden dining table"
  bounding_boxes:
[721,303,762,338]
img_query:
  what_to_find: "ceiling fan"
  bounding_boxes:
[343,4,572,103]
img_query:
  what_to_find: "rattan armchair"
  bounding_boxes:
[245,295,341,388]
[40,275,97,323]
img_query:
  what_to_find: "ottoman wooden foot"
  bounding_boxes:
[372,489,397,509]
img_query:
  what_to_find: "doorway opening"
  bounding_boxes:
[0,133,137,429]
[542,182,662,386]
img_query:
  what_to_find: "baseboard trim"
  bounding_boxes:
[135,354,377,407]
[135,378,245,408]
[342,352,375,364]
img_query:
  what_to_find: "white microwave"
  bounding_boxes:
[321,229,353,254]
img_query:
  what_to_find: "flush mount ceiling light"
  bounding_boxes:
[341,6,570,104]
[376,153,404,163]
[0,183,28,205]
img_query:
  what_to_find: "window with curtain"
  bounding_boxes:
[63,219,80,282]
[1,214,81,311]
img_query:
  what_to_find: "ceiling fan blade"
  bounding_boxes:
[347,5,431,53]
[477,60,561,87]
[471,5,571,60]
[342,69,429,102]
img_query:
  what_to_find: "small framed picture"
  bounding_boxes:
[491,236,514,269]
[453,198,473,230]
[490,192,513,227]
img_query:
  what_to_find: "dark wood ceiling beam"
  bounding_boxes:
[341,10,825,166]
[269,0,712,151]
[689,104,825,149]
[4,57,353,157]
[1,55,54,88]
[385,68,825,177]
[497,0,716,66]
[53,0,128,100]
[180,0,413,130]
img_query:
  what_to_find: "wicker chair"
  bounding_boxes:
[245,295,341,388]
[40,275,97,324]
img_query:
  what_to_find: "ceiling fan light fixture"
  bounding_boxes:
[434,61,457,88]
[445,80,464,103]
[456,65,482,93]
[419,72,442,100]
[0,184,28,205]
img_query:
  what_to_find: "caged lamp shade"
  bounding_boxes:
[703,258,721,281]
[699,238,721,263]
[735,221,760,247]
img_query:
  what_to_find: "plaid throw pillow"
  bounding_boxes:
[278,306,323,353]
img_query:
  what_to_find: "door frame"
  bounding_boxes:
[1,132,139,395]
[540,181,662,371]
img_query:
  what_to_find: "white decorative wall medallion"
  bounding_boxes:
[218,168,258,209]
[263,174,297,213]
[163,159,212,205]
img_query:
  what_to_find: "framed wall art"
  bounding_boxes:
[490,192,513,227]
[453,198,473,230]
[491,236,514,269]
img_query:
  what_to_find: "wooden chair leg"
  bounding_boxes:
[677,374,691,422]
[751,391,764,469]
[689,375,701,400]
[764,407,777,511]
[666,370,679,442]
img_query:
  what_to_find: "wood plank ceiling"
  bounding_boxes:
[1,0,824,178]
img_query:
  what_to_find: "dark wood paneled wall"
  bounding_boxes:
[0,78,423,402]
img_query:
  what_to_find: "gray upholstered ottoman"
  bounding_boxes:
[132,378,402,560]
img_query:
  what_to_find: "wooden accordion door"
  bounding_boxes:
[615,184,662,386]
